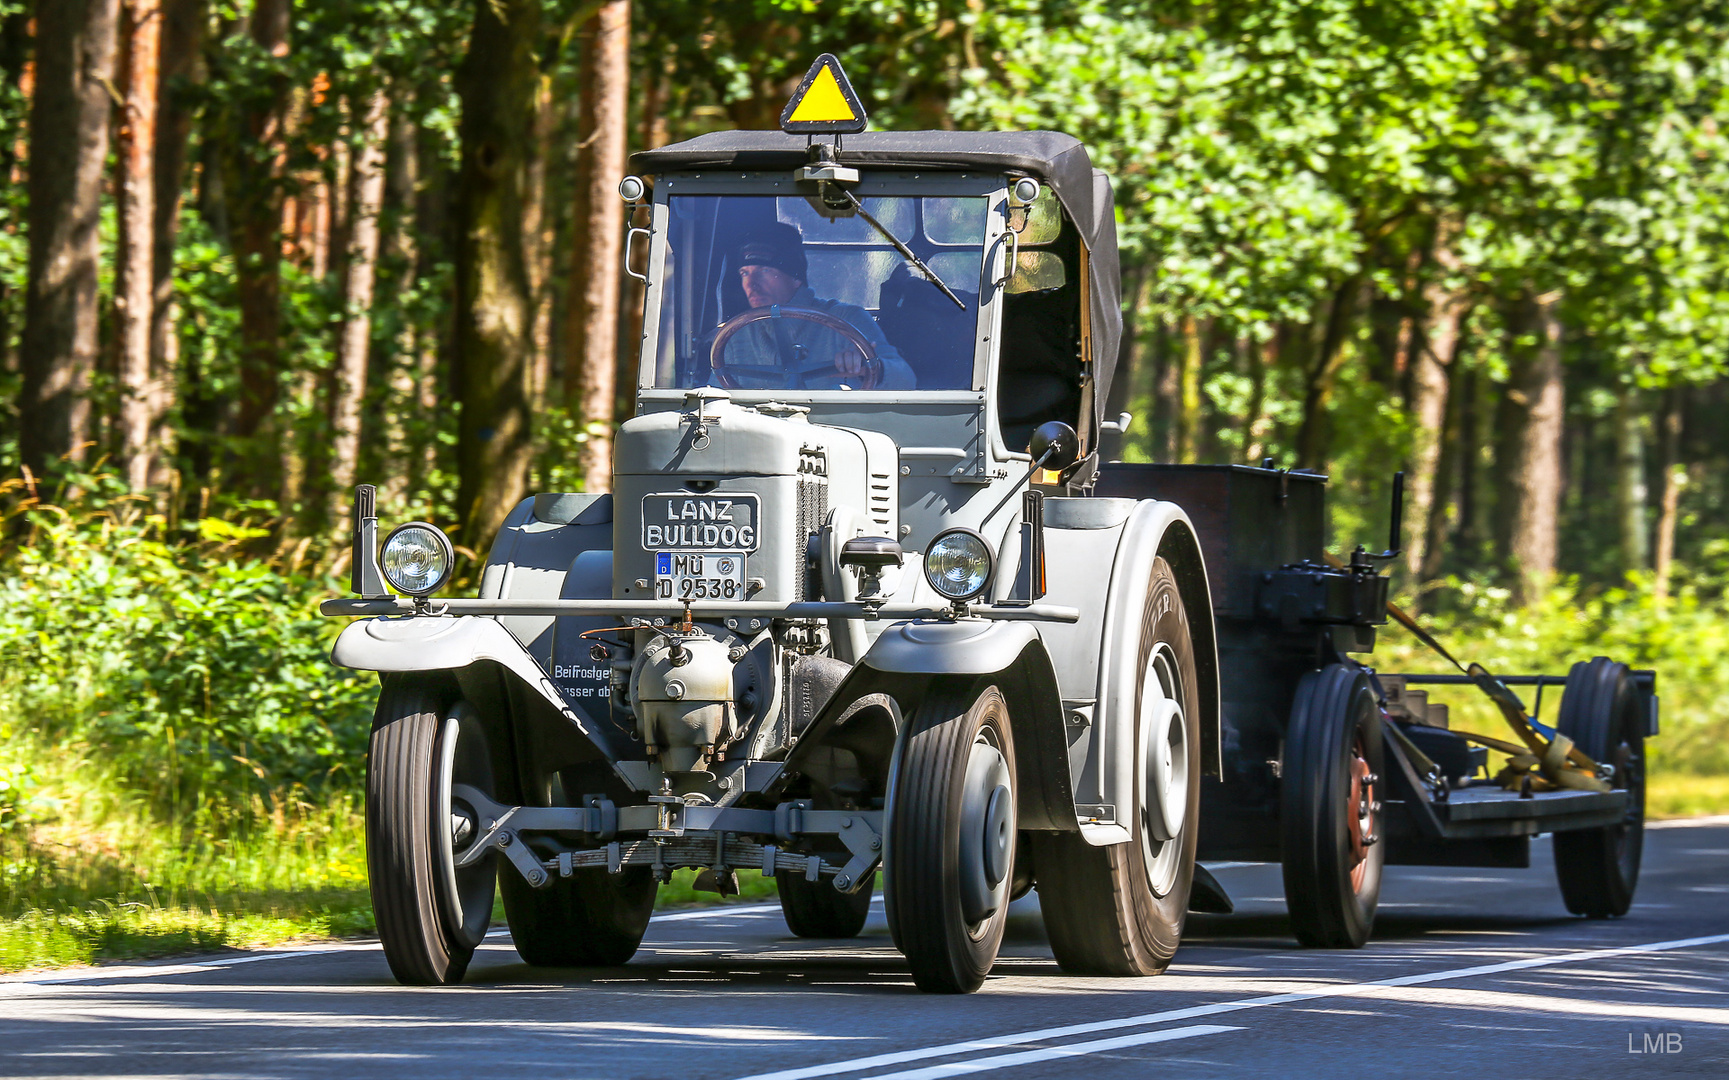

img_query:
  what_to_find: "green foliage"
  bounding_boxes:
[0,499,376,824]
[1382,574,1729,777]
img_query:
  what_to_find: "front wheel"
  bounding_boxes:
[884,682,1017,993]
[366,675,498,986]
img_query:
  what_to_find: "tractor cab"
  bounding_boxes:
[626,127,1125,544]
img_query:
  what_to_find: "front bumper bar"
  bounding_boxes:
[320,596,1080,622]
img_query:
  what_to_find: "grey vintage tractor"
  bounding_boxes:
[325,75,1223,993]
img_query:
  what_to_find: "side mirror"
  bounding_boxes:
[1027,421,1079,472]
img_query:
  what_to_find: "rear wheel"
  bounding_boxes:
[884,682,1016,993]
[500,865,658,966]
[367,675,497,986]
[1033,557,1201,976]
[1553,657,1646,918]
[777,870,875,939]
[1280,664,1384,948]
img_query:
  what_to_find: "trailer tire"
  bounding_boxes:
[1033,558,1201,976]
[366,675,497,986]
[884,681,1016,993]
[499,864,657,967]
[1281,664,1383,949]
[777,870,875,938]
[1553,657,1646,918]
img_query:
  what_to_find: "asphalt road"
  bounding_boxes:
[4,818,1726,1080]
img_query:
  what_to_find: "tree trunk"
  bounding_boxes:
[1454,366,1480,559]
[410,78,452,497]
[1406,240,1468,578]
[325,87,390,533]
[1419,342,1463,585]
[1294,278,1358,470]
[1153,321,1178,461]
[0,6,36,378]
[19,0,119,478]
[227,0,292,497]
[566,0,631,494]
[1495,291,1565,604]
[1652,386,1684,603]
[523,71,555,421]
[151,0,205,491]
[1612,388,1648,575]
[453,0,540,550]
[116,0,163,492]
[1175,315,1202,464]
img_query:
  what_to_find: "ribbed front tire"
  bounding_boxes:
[884,682,1016,994]
[366,674,496,986]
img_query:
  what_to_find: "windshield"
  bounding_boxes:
[649,194,987,392]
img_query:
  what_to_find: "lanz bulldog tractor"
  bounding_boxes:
[325,58,1222,993]
[325,57,1655,993]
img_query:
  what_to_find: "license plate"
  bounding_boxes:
[654,552,746,601]
[641,492,760,552]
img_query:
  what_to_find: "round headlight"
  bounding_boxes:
[923,529,995,602]
[381,522,454,596]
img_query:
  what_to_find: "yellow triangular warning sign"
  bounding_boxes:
[780,54,868,135]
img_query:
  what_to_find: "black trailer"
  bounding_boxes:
[1095,462,1656,947]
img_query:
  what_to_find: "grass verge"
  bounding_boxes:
[0,807,783,974]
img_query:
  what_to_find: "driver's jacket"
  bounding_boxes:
[721,287,916,390]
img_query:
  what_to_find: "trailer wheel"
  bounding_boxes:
[500,865,657,966]
[1281,664,1384,949]
[884,681,1016,993]
[366,675,498,986]
[1032,557,1201,976]
[1553,657,1646,918]
[777,870,875,938]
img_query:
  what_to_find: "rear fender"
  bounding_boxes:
[774,620,1075,830]
[1086,501,1222,847]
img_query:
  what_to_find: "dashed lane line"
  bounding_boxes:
[732,931,1729,1080]
[860,1025,1242,1080]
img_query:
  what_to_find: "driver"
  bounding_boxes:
[721,223,916,390]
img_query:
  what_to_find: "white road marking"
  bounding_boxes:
[4,896,833,988]
[859,1025,1241,1080]
[731,931,1729,1080]
[1649,815,1729,830]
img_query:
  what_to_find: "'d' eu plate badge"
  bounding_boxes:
[780,54,868,135]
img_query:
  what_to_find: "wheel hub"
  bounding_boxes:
[957,735,1014,927]
[1143,697,1187,843]
[1347,734,1377,892]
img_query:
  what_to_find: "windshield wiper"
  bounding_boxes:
[837,189,967,311]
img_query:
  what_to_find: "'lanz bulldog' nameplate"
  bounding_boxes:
[640,493,760,552]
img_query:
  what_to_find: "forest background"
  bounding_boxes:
[4,0,1729,970]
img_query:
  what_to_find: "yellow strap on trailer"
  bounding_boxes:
[1343,560,1609,794]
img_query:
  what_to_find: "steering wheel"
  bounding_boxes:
[710,306,882,391]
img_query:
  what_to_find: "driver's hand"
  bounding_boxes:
[834,349,864,376]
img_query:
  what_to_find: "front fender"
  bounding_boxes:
[775,619,1076,830]
[332,615,623,765]
[859,618,1041,674]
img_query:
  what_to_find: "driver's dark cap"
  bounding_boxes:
[736,223,807,283]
